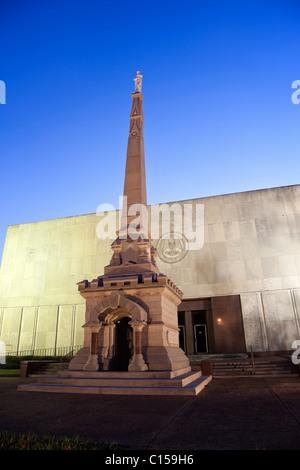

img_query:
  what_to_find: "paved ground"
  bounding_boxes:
[0,375,300,450]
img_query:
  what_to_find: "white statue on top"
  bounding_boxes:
[134,71,143,93]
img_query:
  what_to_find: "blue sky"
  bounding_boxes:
[0,0,300,263]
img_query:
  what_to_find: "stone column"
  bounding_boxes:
[128,319,148,371]
[83,321,102,371]
[103,323,116,371]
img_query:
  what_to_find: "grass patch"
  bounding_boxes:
[0,369,20,377]
[0,430,122,450]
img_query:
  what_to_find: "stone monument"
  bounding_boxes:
[70,70,190,374]
[19,72,211,395]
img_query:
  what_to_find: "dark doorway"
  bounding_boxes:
[178,311,186,352]
[194,324,208,353]
[193,310,208,353]
[178,325,186,351]
[178,296,246,355]
[115,317,133,371]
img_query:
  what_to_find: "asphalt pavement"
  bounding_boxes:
[0,375,299,451]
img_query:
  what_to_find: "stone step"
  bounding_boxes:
[30,362,70,377]
[18,374,212,396]
[58,366,193,379]
[213,365,295,372]
[34,370,202,388]
[213,359,298,377]
[214,367,296,373]
[213,363,294,368]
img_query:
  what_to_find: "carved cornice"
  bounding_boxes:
[77,271,183,303]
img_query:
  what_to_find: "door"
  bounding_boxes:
[115,317,133,370]
[178,325,186,352]
[194,324,208,353]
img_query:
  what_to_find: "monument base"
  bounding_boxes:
[128,354,148,371]
[144,346,190,371]
[18,368,212,396]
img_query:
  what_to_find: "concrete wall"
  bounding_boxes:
[158,185,300,298]
[0,184,299,353]
[240,289,300,352]
[0,304,85,354]
[156,184,300,352]
[0,214,112,308]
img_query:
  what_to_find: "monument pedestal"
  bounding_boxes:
[68,271,190,375]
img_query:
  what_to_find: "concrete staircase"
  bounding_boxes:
[18,367,212,396]
[29,362,70,377]
[213,357,298,377]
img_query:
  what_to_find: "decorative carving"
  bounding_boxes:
[129,118,142,137]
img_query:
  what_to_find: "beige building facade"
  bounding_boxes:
[1,184,300,357]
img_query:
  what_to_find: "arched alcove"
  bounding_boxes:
[90,291,148,324]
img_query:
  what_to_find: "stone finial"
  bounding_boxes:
[134,71,143,93]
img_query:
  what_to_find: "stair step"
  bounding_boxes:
[36,370,202,388]
[212,359,297,377]
[29,362,70,377]
[18,374,212,396]
[59,366,193,379]
[18,368,212,396]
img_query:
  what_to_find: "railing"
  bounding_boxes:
[1,345,82,358]
[59,349,75,370]
[250,346,255,375]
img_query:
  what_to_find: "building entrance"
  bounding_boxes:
[114,317,133,371]
[194,324,208,353]
[178,296,246,355]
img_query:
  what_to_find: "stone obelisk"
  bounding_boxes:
[71,72,190,373]
[106,71,159,275]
